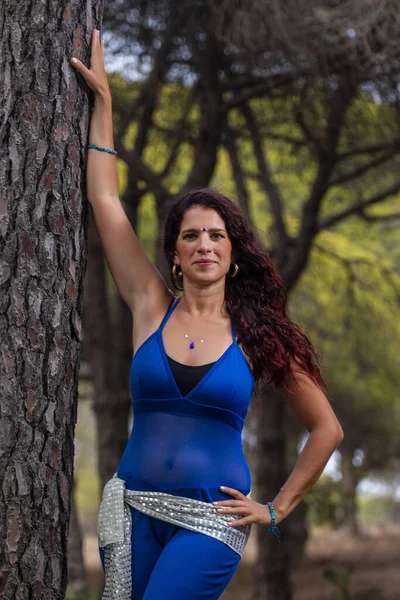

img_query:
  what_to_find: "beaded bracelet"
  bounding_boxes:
[266,502,281,542]
[88,144,118,156]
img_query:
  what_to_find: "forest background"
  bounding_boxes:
[72,2,400,599]
[1,1,400,600]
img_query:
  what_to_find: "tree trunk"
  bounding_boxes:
[286,502,308,567]
[0,2,102,597]
[339,450,361,535]
[67,480,89,598]
[254,389,292,600]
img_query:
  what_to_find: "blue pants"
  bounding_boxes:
[101,506,241,599]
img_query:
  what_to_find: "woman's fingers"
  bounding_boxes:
[219,486,245,500]
[213,499,243,507]
[89,30,104,69]
[70,29,109,96]
[70,56,103,94]
[70,58,98,93]
[228,516,253,527]
[70,57,94,86]
[91,29,101,54]
[216,505,248,514]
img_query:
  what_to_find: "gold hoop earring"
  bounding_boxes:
[172,265,184,290]
[229,263,239,278]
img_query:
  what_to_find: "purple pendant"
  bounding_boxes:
[189,342,195,349]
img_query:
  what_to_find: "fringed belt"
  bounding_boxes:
[98,477,252,600]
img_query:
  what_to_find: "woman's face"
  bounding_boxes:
[174,206,233,288]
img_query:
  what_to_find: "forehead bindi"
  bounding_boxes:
[180,207,226,232]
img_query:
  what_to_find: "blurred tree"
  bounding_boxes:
[212,0,400,81]
[304,475,343,529]
[67,480,89,598]
[293,234,400,535]
[0,1,102,598]
[83,213,133,492]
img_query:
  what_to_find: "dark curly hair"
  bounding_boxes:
[163,188,327,395]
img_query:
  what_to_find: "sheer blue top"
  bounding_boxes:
[117,297,254,503]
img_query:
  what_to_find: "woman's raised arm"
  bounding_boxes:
[70,29,171,315]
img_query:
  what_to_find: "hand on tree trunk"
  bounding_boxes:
[71,28,111,99]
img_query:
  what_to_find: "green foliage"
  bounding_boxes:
[358,495,400,527]
[242,91,400,248]
[305,476,344,529]
[137,193,158,260]
[75,466,101,535]
[291,226,400,429]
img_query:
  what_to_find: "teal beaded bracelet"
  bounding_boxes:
[266,502,281,542]
[88,144,118,156]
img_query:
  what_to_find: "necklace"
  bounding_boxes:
[184,334,204,350]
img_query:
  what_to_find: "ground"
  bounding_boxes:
[83,525,400,599]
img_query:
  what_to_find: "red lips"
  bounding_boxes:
[194,260,216,264]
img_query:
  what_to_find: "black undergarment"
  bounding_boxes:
[167,356,216,397]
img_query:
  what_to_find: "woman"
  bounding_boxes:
[71,30,343,600]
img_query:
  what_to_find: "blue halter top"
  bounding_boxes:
[117,297,254,503]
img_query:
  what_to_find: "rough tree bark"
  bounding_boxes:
[0,2,102,597]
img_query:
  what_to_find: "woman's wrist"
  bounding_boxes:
[266,499,288,524]
[273,503,287,524]
[89,93,114,148]
[94,89,112,107]
[265,502,282,541]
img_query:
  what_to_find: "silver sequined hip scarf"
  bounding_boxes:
[98,476,251,600]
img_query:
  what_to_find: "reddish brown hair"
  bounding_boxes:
[163,188,327,394]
